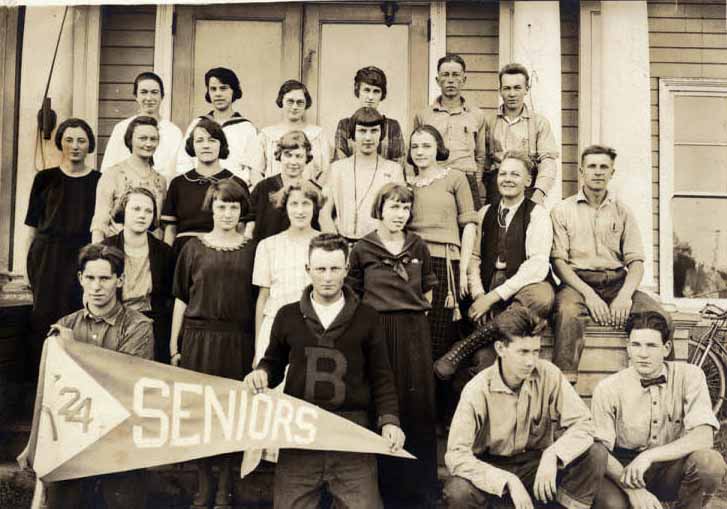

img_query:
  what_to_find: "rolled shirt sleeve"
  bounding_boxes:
[453,171,479,226]
[467,207,488,298]
[445,382,513,497]
[549,203,571,262]
[684,365,720,432]
[532,115,559,195]
[621,205,646,266]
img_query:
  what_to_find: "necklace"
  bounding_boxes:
[352,154,379,234]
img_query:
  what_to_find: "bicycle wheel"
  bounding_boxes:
[689,339,727,416]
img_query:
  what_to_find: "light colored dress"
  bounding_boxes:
[245,124,331,187]
[252,229,318,365]
[90,159,167,239]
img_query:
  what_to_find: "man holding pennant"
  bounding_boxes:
[244,233,406,509]
[20,240,412,509]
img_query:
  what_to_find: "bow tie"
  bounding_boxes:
[640,375,666,388]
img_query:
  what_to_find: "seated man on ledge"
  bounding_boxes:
[550,144,666,384]
[444,306,607,509]
[592,311,727,509]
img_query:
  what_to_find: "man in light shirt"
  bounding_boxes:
[434,151,554,384]
[592,311,726,509]
[444,306,607,509]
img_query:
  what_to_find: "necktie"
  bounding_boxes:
[498,207,510,227]
[640,374,666,388]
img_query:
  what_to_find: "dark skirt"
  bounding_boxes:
[180,318,254,381]
[377,311,438,508]
[428,256,462,359]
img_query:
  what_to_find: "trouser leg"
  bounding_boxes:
[45,478,85,509]
[552,285,590,382]
[646,449,727,509]
[326,451,383,509]
[100,470,147,509]
[274,449,326,509]
[556,443,609,509]
[592,476,629,509]
[442,476,490,509]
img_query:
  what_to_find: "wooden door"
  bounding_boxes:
[171,4,302,132]
[302,4,429,147]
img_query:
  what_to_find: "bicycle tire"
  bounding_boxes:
[689,339,727,416]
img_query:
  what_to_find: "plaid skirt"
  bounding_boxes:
[428,256,463,359]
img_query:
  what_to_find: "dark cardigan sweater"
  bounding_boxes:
[257,285,400,429]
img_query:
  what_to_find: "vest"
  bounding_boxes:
[480,199,537,292]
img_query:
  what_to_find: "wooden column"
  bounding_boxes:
[499,1,563,206]
[599,1,654,288]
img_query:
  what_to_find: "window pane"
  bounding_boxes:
[675,95,727,143]
[674,145,727,193]
[672,197,727,298]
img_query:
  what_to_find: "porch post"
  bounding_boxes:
[154,5,175,121]
[599,1,654,288]
[499,0,563,206]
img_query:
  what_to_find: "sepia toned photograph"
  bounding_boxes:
[1,0,727,507]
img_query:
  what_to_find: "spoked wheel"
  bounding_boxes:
[689,340,727,416]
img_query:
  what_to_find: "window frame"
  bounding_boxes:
[658,78,727,309]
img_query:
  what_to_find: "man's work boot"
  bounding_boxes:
[434,321,497,380]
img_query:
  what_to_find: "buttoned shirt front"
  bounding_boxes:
[414,96,487,175]
[445,358,594,497]
[56,302,154,359]
[550,188,645,271]
[483,104,560,194]
[468,199,553,301]
[591,362,719,452]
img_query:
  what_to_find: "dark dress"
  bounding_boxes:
[346,231,439,508]
[25,167,101,373]
[173,237,255,379]
[161,169,250,258]
[246,174,321,242]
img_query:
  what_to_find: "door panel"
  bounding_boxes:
[172,4,302,131]
[303,4,429,147]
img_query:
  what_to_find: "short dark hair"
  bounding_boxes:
[78,243,125,277]
[370,182,414,221]
[581,144,618,165]
[437,54,466,73]
[354,66,387,100]
[494,306,547,345]
[500,151,535,177]
[204,67,242,103]
[407,125,450,167]
[123,116,159,152]
[308,233,349,261]
[184,117,230,159]
[498,63,530,88]
[272,180,324,220]
[133,72,165,97]
[274,130,314,164]
[201,178,251,217]
[54,118,96,154]
[112,186,159,231]
[348,107,386,141]
[275,80,312,110]
[625,310,672,344]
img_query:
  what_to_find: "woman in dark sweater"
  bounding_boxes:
[102,186,174,363]
[346,183,438,508]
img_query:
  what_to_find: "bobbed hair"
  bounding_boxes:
[308,232,349,261]
[271,180,324,223]
[78,243,125,277]
[133,72,165,98]
[204,67,242,103]
[123,116,159,153]
[54,118,96,154]
[625,310,673,345]
[274,130,314,164]
[201,178,251,218]
[498,63,530,88]
[494,306,547,345]
[112,186,159,231]
[184,117,230,160]
[437,54,466,73]
[370,183,414,223]
[354,66,387,100]
[348,107,386,141]
[275,80,312,110]
[581,144,618,165]
[407,125,450,167]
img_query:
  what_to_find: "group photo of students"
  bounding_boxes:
[20,52,727,509]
